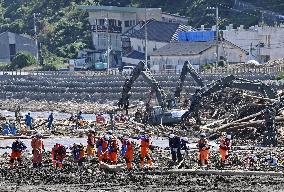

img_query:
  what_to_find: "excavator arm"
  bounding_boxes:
[174,61,204,98]
[181,74,276,123]
[118,61,167,110]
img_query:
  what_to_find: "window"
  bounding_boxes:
[138,45,141,52]
[109,19,116,26]
[118,20,122,26]
[99,19,104,26]
[125,20,130,27]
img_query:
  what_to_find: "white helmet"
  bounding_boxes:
[107,130,113,135]
[169,134,175,139]
[226,135,231,140]
[36,132,42,138]
[200,133,206,137]
[104,134,110,141]
[182,137,189,142]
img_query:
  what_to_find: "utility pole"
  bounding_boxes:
[144,6,148,69]
[206,6,219,66]
[216,6,219,66]
[105,15,110,71]
[33,13,40,63]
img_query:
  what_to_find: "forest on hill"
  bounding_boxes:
[0,0,283,63]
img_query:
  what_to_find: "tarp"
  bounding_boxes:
[179,31,216,42]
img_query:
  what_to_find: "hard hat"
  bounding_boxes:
[182,137,189,142]
[226,135,232,140]
[107,130,113,135]
[36,132,42,138]
[109,135,113,140]
[200,133,206,137]
[104,134,110,141]
[169,134,175,139]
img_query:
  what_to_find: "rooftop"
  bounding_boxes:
[127,20,190,42]
[151,40,248,56]
[126,50,145,60]
[77,5,161,13]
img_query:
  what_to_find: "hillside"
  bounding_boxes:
[0,0,284,63]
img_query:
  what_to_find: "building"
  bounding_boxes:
[150,40,249,74]
[223,24,284,63]
[0,32,37,62]
[77,5,162,68]
[161,12,189,25]
[122,19,191,66]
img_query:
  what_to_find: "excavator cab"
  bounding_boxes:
[147,106,163,125]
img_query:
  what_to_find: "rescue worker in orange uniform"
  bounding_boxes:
[138,131,153,168]
[197,133,210,166]
[52,143,66,168]
[87,129,96,159]
[78,143,86,166]
[219,134,231,167]
[97,135,110,164]
[31,133,45,168]
[10,139,27,169]
[121,134,134,170]
[108,135,119,165]
[96,113,105,124]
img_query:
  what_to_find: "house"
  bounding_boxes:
[77,5,162,68]
[150,40,249,74]
[161,12,189,25]
[122,20,191,66]
[0,32,37,62]
[223,24,284,63]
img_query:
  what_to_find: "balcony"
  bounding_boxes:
[91,25,122,33]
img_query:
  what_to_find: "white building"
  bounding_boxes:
[223,24,284,63]
[150,40,248,74]
[78,5,162,67]
[122,20,191,66]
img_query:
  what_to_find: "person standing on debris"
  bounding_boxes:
[87,129,96,160]
[52,143,66,168]
[169,134,182,163]
[70,143,80,163]
[120,134,134,170]
[219,134,231,167]
[138,131,153,168]
[47,112,54,130]
[25,112,33,130]
[76,111,83,128]
[31,133,45,168]
[179,137,189,167]
[97,135,110,164]
[108,135,119,165]
[78,144,86,166]
[197,133,210,166]
[10,139,27,169]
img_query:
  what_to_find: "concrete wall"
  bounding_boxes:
[223,26,284,63]
[0,33,10,62]
[150,55,200,74]
[130,37,168,55]
[15,34,37,57]
[0,32,37,62]
[150,43,248,73]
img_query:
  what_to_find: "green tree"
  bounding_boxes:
[10,52,37,69]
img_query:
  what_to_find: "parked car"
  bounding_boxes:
[122,66,134,76]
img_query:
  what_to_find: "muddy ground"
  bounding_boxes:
[0,166,283,192]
